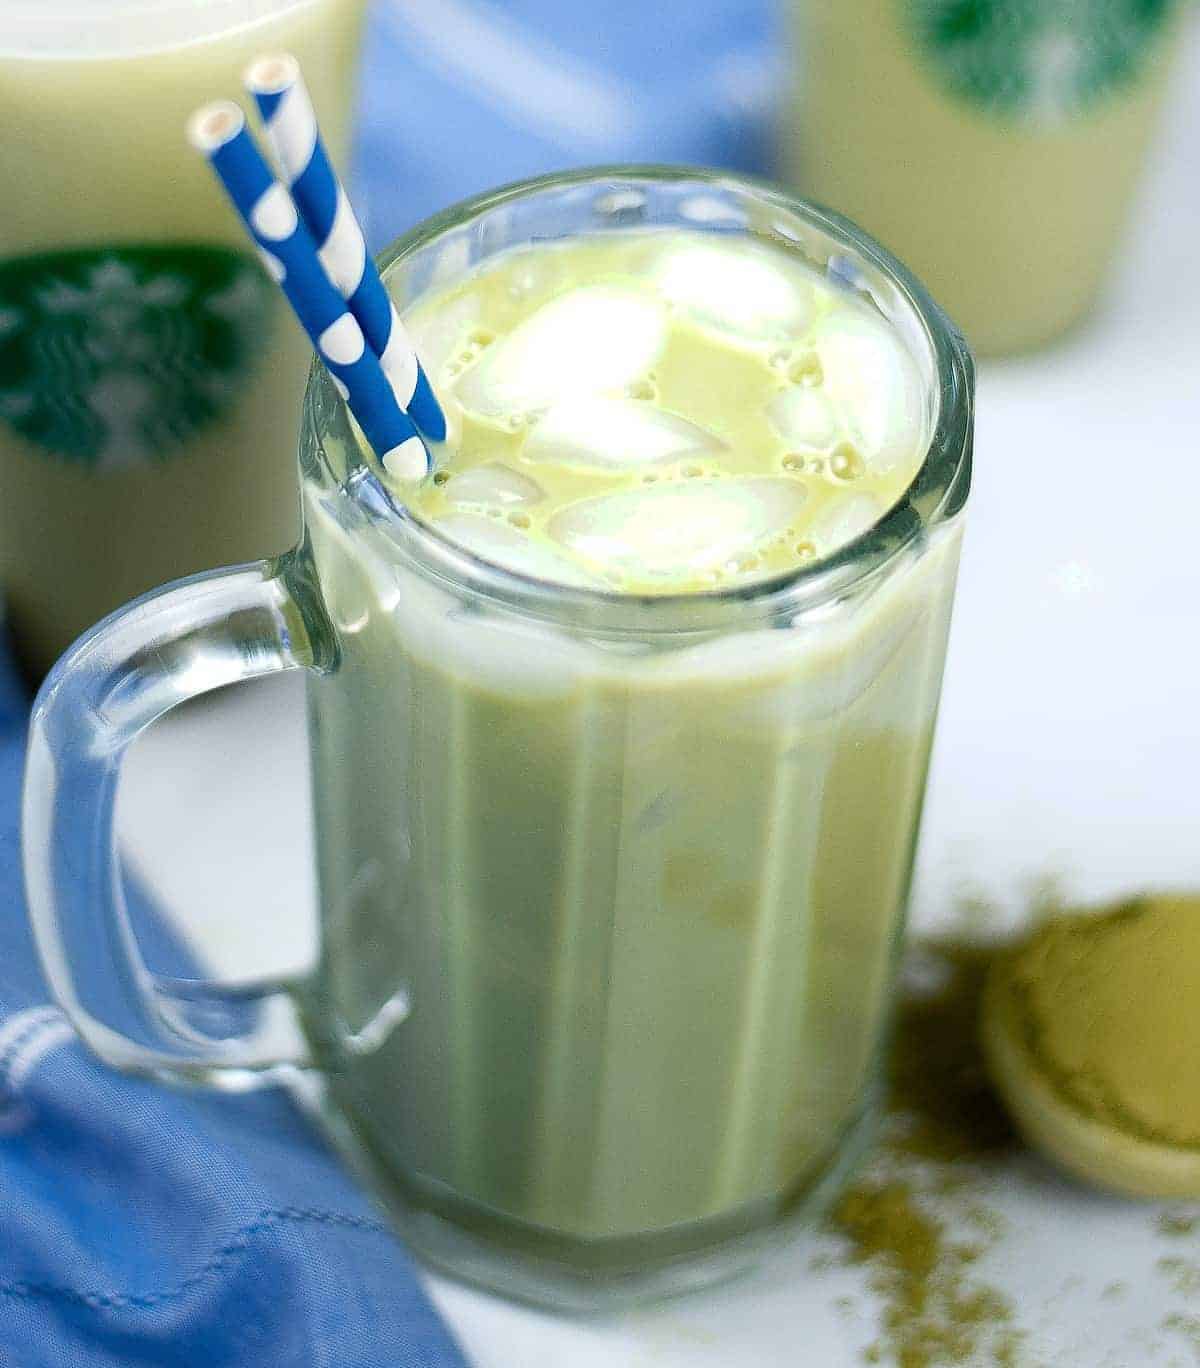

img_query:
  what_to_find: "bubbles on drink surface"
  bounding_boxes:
[810,311,924,477]
[829,443,865,482]
[433,512,602,588]
[392,230,929,593]
[789,353,824,388]
[444,329,496,380]
[405,294,483,385]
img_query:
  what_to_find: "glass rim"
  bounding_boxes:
[306,164,974,635]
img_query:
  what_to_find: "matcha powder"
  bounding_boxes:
[822,940,1023,1367]
[817,897,1200,1365]
[832,1180,1018,1368]
[1006,896,1200,1147]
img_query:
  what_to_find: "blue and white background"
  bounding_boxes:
[353,0,781,244]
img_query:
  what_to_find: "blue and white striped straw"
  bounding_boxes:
[244,53,447,446]
[187,102,429,481]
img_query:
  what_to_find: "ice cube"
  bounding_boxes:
[524,397,725,471]
[814,306,924,476]
[549,478,808,584]
[431,512,602,588]
[403,293,482,385]
[809,493,885,556]
[444,462,544,509]
[651,240,816,342]
[767,388,838,450]
[454,286,667,420]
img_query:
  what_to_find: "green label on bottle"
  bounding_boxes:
[0,245,273,469]
[905,0,1175,123]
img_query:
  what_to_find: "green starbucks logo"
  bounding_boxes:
[906,0,1175,123]
[0,245,273,469]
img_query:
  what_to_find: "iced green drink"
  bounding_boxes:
[296,181,971,1305]
[788,0,1185,354]
[19,171,971,1311]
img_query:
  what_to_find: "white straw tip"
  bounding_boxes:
[382,437,430,483]
[187,101,244,153]
[244,52,301,95]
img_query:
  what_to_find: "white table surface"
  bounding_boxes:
[118,25,1200,1366]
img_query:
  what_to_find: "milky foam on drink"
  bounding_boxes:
[392,230,929,594]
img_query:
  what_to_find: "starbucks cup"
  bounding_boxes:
[0,0,366,679]
[786,0,1187,355]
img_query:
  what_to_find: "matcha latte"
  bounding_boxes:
[297,180,972,1307]
[397,231,926,592]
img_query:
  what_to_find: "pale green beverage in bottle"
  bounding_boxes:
[788,0,1186,354]
[0,0,365,677]
[299,199,969,1306]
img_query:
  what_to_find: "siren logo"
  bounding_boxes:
[0,245,273,469]
[905,0,1175,124]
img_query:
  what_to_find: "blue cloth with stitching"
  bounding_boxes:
[2,3,778,1361]
[0,636,467,1368]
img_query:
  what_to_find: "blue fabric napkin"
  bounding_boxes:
[0,639,467,1368]
[353,0,782,248]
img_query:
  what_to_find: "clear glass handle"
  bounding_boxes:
[22,556,332,1088]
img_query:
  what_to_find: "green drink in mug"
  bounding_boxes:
[0,0,365,679]
[787,0,1187,354]
[23,171,973,1309]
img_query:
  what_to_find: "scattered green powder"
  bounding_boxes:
[888,943,1020,1165]
[823,936,1024,1367]
[832,1179,1018,1368]
[964,1204,1006,1241]
[1160,1213,1200,1240]
[1158,1258,1200,1297]
[1157,1211,1200,1353]
[820,902,1200,1365]
[1162,1312,1200,1360]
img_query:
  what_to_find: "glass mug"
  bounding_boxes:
[23,169,973,1310]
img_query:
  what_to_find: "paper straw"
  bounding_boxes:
[187,102,429,481]
[244,53,447,446]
